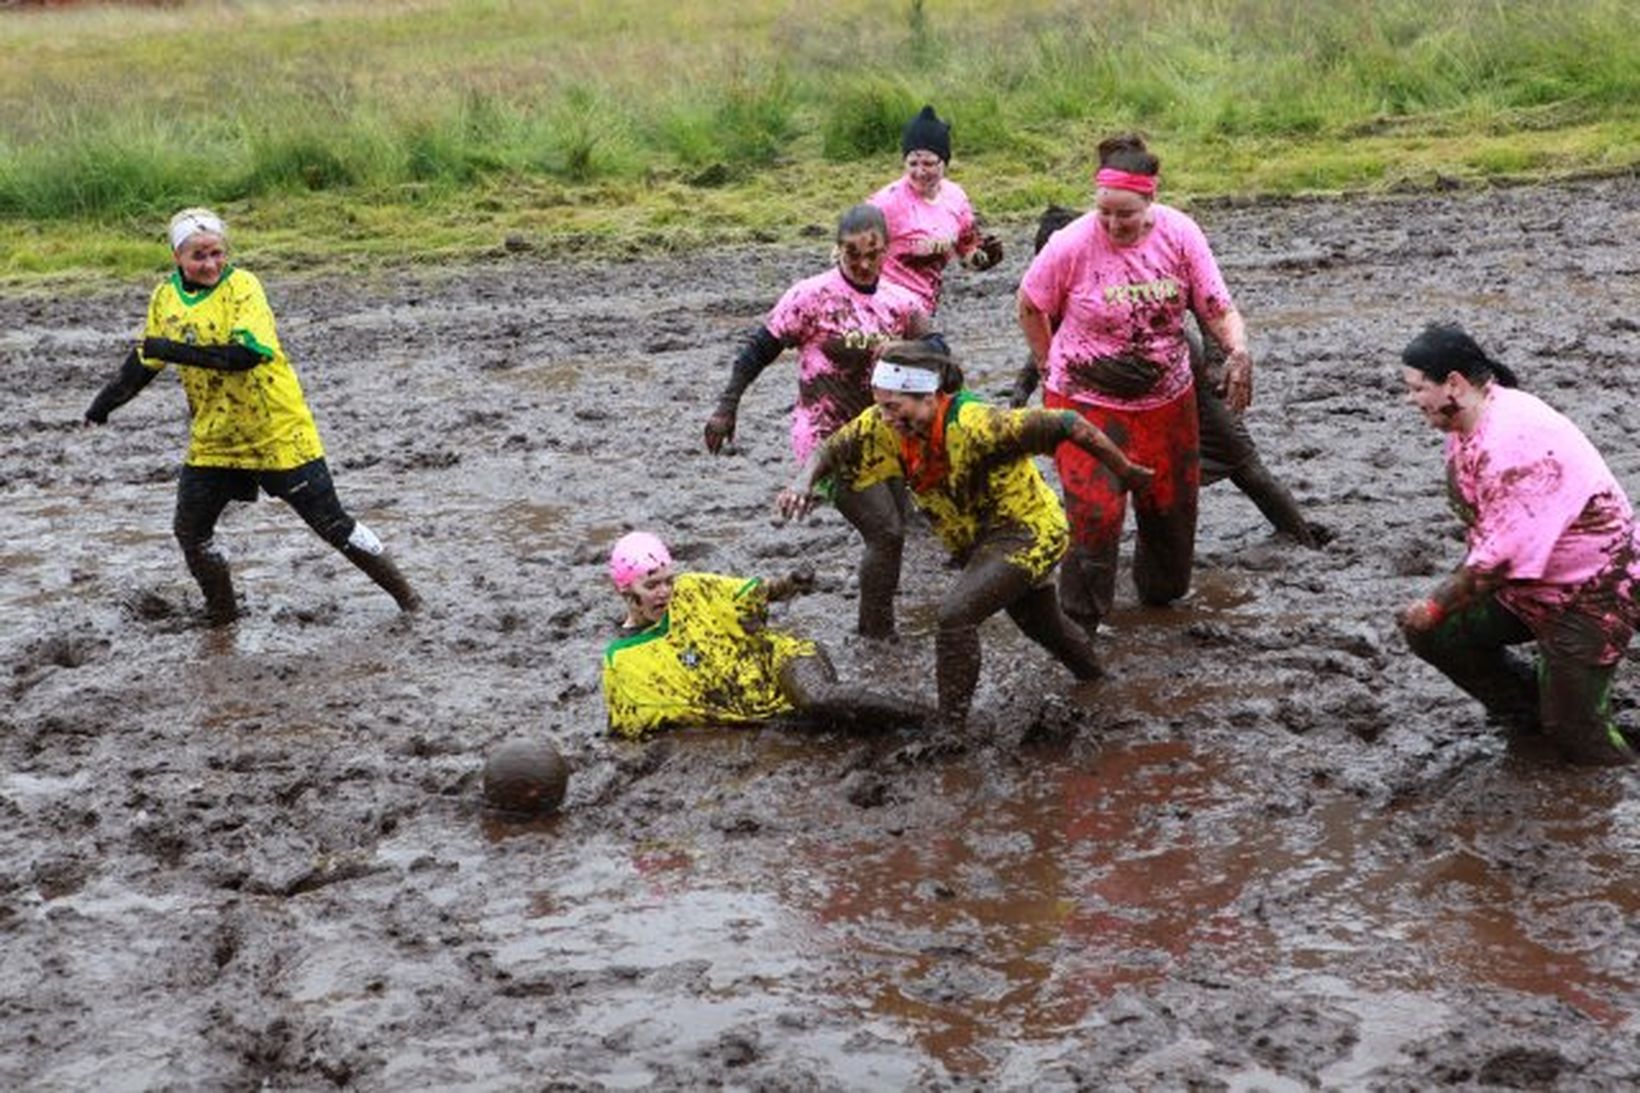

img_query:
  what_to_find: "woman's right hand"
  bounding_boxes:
[1121,462,1156,493]
[703,401,737,454]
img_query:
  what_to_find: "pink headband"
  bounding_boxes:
[1095,167,1157,197]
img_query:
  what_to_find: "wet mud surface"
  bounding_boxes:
[3,179,1639,1089]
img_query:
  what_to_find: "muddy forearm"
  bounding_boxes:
[85,350,157,423]
[1431,565,1506,617]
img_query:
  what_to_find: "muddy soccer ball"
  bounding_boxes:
[482,738,569,815]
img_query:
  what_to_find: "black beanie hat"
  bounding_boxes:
[901,105,951,163]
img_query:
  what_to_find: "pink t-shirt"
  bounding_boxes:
[1447,384,1640,658]
[764,267,925,462]
[1019,205,1234,411]
[869,175,979,315]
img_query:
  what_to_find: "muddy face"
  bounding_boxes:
[174,233,227,287]
[2,179,1637,1089]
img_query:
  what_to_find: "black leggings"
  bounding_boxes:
[937,537,1102,726]
[174,458,356,555]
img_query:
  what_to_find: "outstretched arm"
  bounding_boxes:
[705,325,784,454]
[84,349,158,424]
[1016,409,1153,492]
[761,563,817,602]
[1198,306,1252,413]
[775,442,841,522]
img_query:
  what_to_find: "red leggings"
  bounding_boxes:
[1046,387,1199,631]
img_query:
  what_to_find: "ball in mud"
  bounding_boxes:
[482,738,569,815]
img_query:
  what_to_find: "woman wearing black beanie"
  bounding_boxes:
[866,105,1003,317]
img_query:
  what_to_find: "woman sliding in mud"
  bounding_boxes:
[82,207,421,624]
[1396,323,1638,766]
[600,531,927,738]
[1018,133,1257,638]
[702,204,931,639]
[776,342,1153,731]
[866,104,1004,317]
[1011,205,1320,548]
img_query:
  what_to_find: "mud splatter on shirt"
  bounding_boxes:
[1446,385,1640,663]
[138,267,323,471]
[763,267,925,462]
[826,393,1072,581]
[868,174,980,315]
[601,573,816,738]
[1019,204,1233,413]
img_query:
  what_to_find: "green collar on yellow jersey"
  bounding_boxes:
[170,265,237,306]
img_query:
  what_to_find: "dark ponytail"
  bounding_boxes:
[1401,323,1519,389]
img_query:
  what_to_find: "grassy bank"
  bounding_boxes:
[4,0,1638,282]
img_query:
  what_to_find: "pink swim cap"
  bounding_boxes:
[608,531,672,590]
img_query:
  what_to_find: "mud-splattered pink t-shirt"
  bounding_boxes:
[869,175,979,315]
[1447,384,1640,661]
[764,267,925,462]
[1019,205,1234,411]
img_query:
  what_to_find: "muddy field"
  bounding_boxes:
[3,179,1639,1090]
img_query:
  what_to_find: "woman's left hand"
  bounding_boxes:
[1121,462,1156,493]
[776,487,816,522]
[1222,348,1254,412]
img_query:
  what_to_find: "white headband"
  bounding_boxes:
[871,359,941,393]
[168,211,225,252]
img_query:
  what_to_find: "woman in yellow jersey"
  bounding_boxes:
[601,531,927,738]
[777,342,1153,729]
[83,208,420,624]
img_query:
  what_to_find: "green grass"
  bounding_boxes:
[3,0,1638,283]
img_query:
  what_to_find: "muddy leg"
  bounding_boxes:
[1535,612,1637,766]
[1231,459,1318,547]
[834,479,905,639]
[1400,597,1540,731]
[1005,582,1103,680]
[174,467,240,625]
[780,651,929,730]
[269,458,422,612]
[937,549,1035,729]
[1131,486,1197,606]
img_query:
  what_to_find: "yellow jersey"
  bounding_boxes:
[831,392,1071,581]
[138,267,324,470]
[601,573,817,738]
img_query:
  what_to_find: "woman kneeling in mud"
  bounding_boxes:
[1396,323,1638,766]
[83,207,420,623]
[777,342,1153,730]
[600,531,927,738]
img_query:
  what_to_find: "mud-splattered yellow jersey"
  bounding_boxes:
[831,393,1071,581]
[601,573,817,738]
[138,267,324,470]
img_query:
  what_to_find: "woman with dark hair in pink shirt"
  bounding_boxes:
[1396,323,1637,766]
[1018,133,1253,638]
[702,204,931,639]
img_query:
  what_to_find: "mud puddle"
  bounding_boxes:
[3,178,1638,1089]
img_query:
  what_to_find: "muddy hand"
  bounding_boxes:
[1222,349,1254,413]
[1122,462,1156,493]
[1396,599,1439,633]
[776,487,816,522]
[968,233,1004,272]
[704,402,737,454]
[787,563,816,595]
